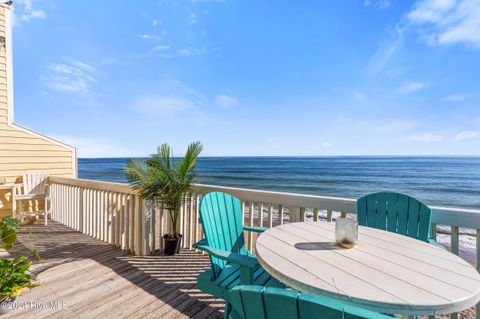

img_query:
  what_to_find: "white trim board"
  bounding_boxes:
[4,4,14,125]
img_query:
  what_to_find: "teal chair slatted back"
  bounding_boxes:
[200,192,246,277]
[357,192,432,242]
[227,285,394,319]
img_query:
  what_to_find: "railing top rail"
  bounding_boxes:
[193,183,357,213]
[48,176,136,194]
[48,177,480,229]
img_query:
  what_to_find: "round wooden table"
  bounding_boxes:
[255,221,480,316]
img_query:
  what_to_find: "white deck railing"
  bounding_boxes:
[47,176,480,318]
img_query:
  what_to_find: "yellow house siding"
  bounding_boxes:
[0,124,76,218]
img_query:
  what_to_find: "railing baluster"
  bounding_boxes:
[289,206,301,223]
[150,197,155,253]
[301,207,306,222]
[129,194,135,253]
[259,202,264,227]
[248,202,254,251]
[241,200,245,227]
[111,191,116,243]
[188,194,194,249]
[430,223,437,242]
[268,203,273,228]
[327,210,333,222]
[86,189,91,236]
[279,204,284,225]
[195,194,200,247]
[141,198,147,256]
[93,189,98,238]
[98,190,102,240]
[179,195,185,245]
[98,190,102,238]
[451,225,459,255]
[116,192,121,247]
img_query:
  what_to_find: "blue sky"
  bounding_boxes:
[11,0,480,157]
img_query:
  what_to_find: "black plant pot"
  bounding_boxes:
[163,234,183,255]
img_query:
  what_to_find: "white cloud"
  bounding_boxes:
[50,135,136,158]
[132,96,198,119]
[139,34,159,40]
[353,92,367,100]
[366,25,405,73]
[408,0,456,22]
[321,142,333,148]
[177,49,192,56]
[152,19,161,26]
[189,13,197,24]
[111,45,206,61]
[152,45,170,51]
[409,132,443,143]
[215,95,238,108]
[16,0,46,22]
[396,81,430,94]
[363,0,392,10]
[146,47,207,58]
[42,60,96,94]
[407,0,480,49]
[451,130,480,141]
[440,93,471,102]
[131,90,210,126]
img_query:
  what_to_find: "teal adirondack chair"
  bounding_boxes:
[357,191,442,247]
[193,192,284,300]
[226,285,395,319]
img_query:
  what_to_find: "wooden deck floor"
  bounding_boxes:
[2,221,223,319]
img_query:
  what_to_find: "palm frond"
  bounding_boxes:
[178,141,203,180]
[124,159,150,188]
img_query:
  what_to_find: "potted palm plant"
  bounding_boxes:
[124,141,203,255]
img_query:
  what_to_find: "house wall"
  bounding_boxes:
[0,4,77,218]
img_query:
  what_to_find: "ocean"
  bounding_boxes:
[78,157,480,210]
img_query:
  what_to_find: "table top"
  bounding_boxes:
[255,221,480,315]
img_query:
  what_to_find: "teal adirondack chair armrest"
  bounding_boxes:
[193,239,260,284]
[243,226,268,233]
[428,238,447,250]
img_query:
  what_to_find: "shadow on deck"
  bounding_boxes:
[2,221,223,319]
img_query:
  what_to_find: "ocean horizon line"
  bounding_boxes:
[79,155,480,159]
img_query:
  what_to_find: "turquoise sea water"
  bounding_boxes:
[78,157,480,209]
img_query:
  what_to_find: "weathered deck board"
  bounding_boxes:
[2,221,223,319]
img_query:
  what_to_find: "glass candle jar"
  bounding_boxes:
[335,218,358,248]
